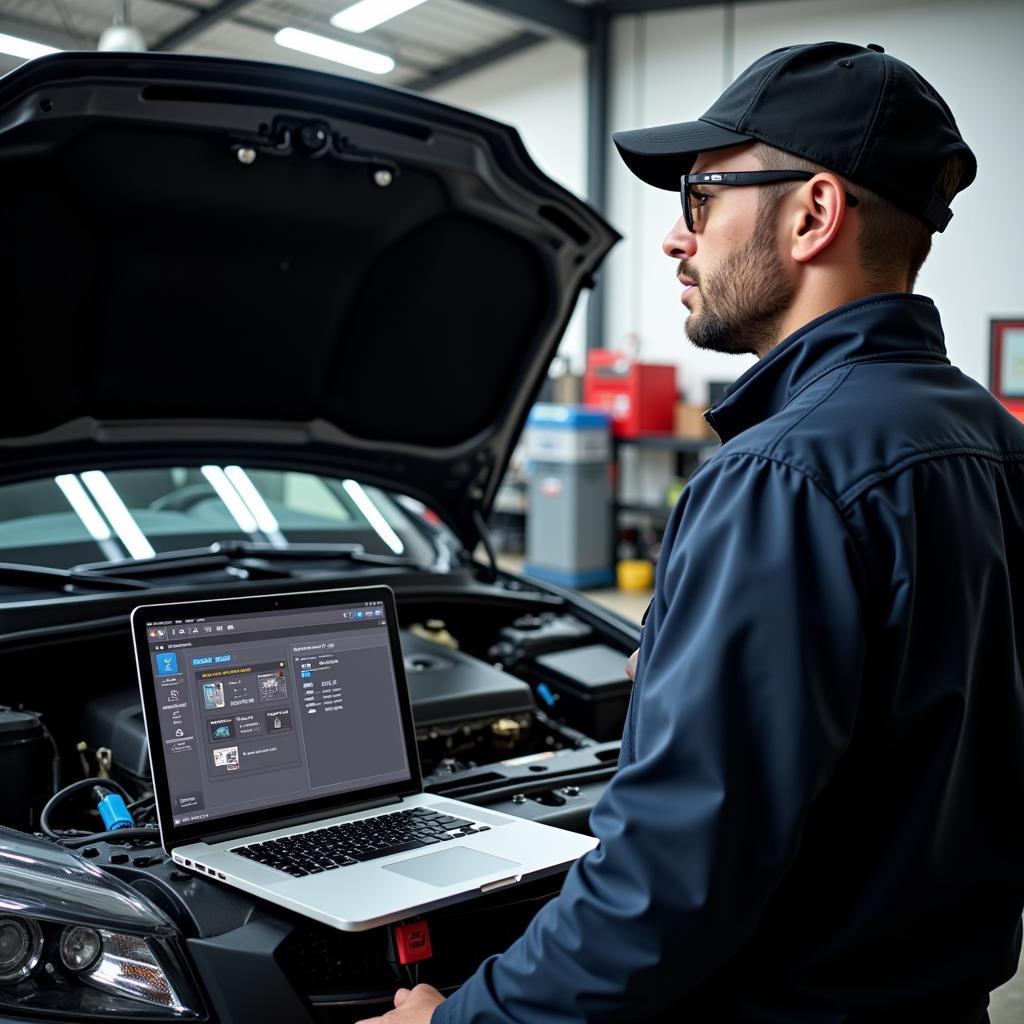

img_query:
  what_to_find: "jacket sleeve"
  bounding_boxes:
[432,454,866,1024]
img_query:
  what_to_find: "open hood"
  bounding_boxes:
[0,53,618,552]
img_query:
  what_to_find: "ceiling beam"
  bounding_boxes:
[405,30,543,92]
[456,0,594,44]
[154,0,252,51]
[0,14,87,51]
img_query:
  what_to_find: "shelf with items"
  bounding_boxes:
[610,434,719,566]
[612,435,718,516]
[612,434,717,454]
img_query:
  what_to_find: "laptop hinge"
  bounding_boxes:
[198,795,404,845]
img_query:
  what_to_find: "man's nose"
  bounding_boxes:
[663,213,696,260]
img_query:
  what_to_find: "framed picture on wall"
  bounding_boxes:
[989,319,1024,419]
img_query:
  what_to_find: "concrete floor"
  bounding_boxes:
[499,556,1024,1020]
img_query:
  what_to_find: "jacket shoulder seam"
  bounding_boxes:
[710,449,841,509]
[783,351,949,410]
[708,449,870,587]
[712,450,872,598]
[766,365,853,457]
[837,447,1024,508]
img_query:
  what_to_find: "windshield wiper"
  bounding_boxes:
[71,541,421,579]
[211,540,419,567]
[0,562,151,592]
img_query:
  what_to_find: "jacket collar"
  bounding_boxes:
[704,293,949,443]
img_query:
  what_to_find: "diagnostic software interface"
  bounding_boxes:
[143,598,411,829]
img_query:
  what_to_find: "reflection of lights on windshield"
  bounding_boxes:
[224,467,283,542]
[79,472,155,560]
[200,466,258,534]
[55,475,112,541]
[342,480,405,554]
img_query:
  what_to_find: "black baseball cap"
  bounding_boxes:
[612,41,976,232]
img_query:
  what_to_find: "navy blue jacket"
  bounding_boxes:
[434,294,1024,1023]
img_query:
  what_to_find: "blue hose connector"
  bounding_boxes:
[94,788,134,831]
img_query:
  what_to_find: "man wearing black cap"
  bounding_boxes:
[359,42,1024,1024]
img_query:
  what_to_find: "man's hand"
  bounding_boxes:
[625,649,639,681]
[355,984,445,1023]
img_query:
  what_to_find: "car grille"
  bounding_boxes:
[277,876,562,1008]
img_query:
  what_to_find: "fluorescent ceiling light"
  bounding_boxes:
[274,27,394,74]
[55,475,112,542]
[80,471,156,560]
[200,466,259,534]
[331,0,429,34]
[0,32,60,60]
[342,479,405,554]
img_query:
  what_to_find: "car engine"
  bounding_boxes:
[0,583,637,1022]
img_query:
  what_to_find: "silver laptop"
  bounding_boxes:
[131,584,596,932]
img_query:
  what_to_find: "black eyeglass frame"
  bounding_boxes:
[680,170,860,232]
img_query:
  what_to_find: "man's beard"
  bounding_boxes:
[681,215,794,357]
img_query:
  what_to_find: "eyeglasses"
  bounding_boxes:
[680,170,860,233]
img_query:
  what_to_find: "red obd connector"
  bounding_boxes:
[392,920,433,965]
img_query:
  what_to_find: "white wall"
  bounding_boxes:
[428,39,591,369]
[608,0,1024,403]
[426,0,1023,403]
[606,5,737,400]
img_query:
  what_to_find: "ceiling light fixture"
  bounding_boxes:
[98,0,146,51]
[0,32,60,60]
[331,0,429,34]
[274,27,394,74]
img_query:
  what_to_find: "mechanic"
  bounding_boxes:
[357,41,1024,1024]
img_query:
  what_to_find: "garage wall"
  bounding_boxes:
[607,0,1024,403]
[426,0,1022,403]
[428,39,591,369]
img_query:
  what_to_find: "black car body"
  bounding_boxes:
[0,52,634,1022]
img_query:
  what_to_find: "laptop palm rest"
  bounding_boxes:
[383,848,520,887]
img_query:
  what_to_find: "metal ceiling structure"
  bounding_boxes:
[0,0,739,102]
[0,0,744,346]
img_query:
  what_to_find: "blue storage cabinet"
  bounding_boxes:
[524,404,613,589]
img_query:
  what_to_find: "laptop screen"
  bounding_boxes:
[136,587,416,836]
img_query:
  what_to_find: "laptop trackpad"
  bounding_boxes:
[383,848,520,887]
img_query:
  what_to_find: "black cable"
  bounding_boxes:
[40,776,133,841]
[35,717,61,795]
[60,828,160,849]
[128,800,157,826]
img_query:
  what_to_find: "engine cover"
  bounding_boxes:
[401,632,535,733]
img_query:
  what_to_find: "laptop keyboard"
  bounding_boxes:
[230,807,491,877]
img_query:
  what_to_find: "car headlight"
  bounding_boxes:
[0,826,204,1019]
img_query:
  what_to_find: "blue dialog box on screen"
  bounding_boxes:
[156,652,179,676]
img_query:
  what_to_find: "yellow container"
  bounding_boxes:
[617,559,654,591]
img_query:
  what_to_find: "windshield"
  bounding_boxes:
[0,467,447,570]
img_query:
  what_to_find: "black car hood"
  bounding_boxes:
[0,53,618,552]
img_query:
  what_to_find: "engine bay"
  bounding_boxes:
[0,585,636,839]
[0,577,637,1022]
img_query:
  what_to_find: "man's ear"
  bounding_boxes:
[787,173,850,264]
